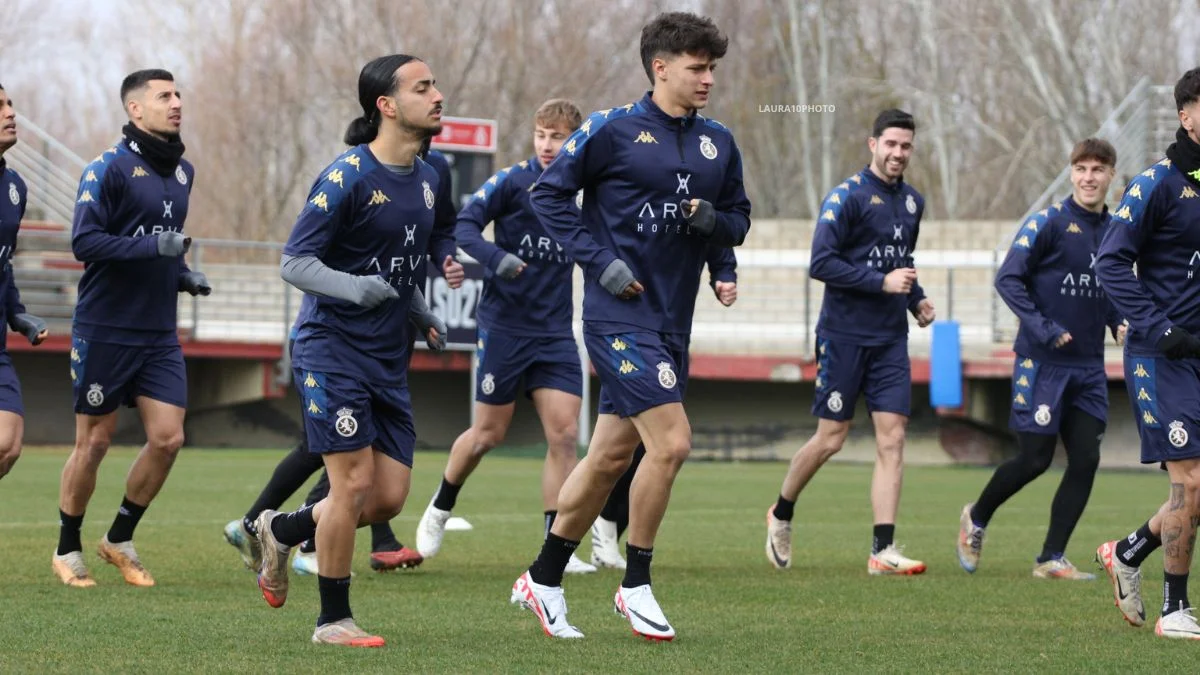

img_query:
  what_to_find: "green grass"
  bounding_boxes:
[0,448,1196,673]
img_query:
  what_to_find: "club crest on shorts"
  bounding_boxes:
[335,407,358,438]
[1034,404,1052,427]
[8,182,18,206]
[86,383,104,407]
[575,189,584,210]
[699,134,718,160]
[905,194,917,214]
[827,391,843,413]
[175,165,188,185]
[1169,420,1189,448]
[423,180,435,209]
[656,362,677,389]
[481,373,496,396]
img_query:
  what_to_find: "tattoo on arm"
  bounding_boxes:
[1170,483,1186,510]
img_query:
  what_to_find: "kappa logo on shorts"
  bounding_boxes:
[335,407,358,438]
[481,373,496,396]
[86,383,104,408]
[656,362,677,389]
[1034,404,1052,427]
[1169,420,1189,448]
[827,391,844,413]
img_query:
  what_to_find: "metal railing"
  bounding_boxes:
[6,113,88,226]
[13,229,1025,361]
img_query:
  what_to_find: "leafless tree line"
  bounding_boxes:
[3,0,1198,240]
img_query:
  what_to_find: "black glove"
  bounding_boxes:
[157,231,191,257]
[681,199,716,237]
[11,312,47,345]
[1157,326,1200,360]
[179,271,212,296]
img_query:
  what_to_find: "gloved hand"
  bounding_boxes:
[681,198,716,237]
[157,231,191,257]
[1157,326,1200,360]
[496,253,527,280]
[11,312,47,345]
[409,290,447,352]
[352,275,399,308]
[599,259,641,298]
[179,271,212,296]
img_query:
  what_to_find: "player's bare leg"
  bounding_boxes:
[546,414,640,540]
[625,402,690,549]
[532,389,593,574]
[866,412,924,575]
[0,411,23,480]
[605,402,692,642]
[766,419,850,569]
[53,411,118,588]
[532,389,581,511]
[1154,459,1200,638]
[92,398,184,587]
[417,401,515,558]
[511,414,639,639]
[123,398,186,507]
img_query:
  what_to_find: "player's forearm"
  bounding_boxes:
[906,280,926,312]
[453,221,505,270]
[809,254,885,293]
[994,275,1059,344]
[705,210,750,247]
[71,231,159,262]
[428,229,458,265]
[279,254,362,304]
[4,281,26,328]
[533,194,615,281]
[1095,255,1172,339]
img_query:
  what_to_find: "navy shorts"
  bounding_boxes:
[1009,356,1108,434]
[0,354,24,416]
[475,328,583,405]
[70,335,187,415]
[294,368,415,467]
[1125,355,1200,464]
[584,330,689,418]
[811,336,910,421]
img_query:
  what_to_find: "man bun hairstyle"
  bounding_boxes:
[639,12,728,86]
[344,54,419,146]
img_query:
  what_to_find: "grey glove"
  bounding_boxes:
[599,259,637,296]
[681,199,716,237]
[409,289,447,352]
[496,253,526,280]
[157,231,191,257]
[353,275,399,308]
[11,312,46,345]
[179,271,212,296]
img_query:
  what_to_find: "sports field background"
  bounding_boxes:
[0,447,1194,673]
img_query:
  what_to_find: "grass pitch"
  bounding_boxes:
[0,448,1194,673]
